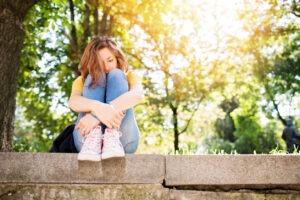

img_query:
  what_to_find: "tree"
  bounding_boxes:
[0,0,37,152]
[215,97,239,142]
[238,0,300,125]
[131,0,243,152]
[233,100,281,154]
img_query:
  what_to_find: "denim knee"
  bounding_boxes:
[107,68,126,81]
[106,68,128,104]
[123,140,139,154]
[119,109,140,154]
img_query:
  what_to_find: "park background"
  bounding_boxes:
[3,0,300,154]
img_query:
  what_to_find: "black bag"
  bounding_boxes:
[49,124,78,153]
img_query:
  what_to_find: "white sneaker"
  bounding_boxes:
[78,126,102,161]
[101,128,125,160]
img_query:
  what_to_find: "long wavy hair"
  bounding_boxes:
[79,36,128,87]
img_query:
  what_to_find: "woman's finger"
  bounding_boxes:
[119,111,125,117]
[102,120,110,128]
[115,112,124,121]
[81,128,86,137]
[115,119,121,127]
[106,122,112,129]
[75,123,81,130]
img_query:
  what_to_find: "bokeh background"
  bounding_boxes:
[13,0,300,154]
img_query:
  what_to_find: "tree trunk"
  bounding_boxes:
[93,7,99,35]
[100,10,108,35]
[171,106,179,152]
[82,3,91,50]
[100,0,110,36]
[0,0,36,151]
[68,0,80,77]
[107,15,114,36]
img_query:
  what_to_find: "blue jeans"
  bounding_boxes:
[73,69,140,154]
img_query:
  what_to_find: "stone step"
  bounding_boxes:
[0,184,169,200]
[1,153,300,199]
[170,189,300,200]
[166,155,300,190]
[0,153,164,184]
[1,153,300,190]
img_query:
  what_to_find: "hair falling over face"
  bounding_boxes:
[79,36,129,88]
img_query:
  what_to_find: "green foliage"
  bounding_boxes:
[234,114,281,154]
[214,98,239,142]
[239,0,300,125]
[205,96,283,154]
[204,118,282,154]
[204,136,236,154]
[13,110,42,152]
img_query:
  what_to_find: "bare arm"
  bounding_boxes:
[110,83,144,111]
[68,91,124,132]
[68,83,144,134]
[68,83,144,113]
[68,91,103,113]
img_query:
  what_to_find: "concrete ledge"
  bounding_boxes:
[166,155,300,189]
[170,189,300,200]
[0,184,169,200]
[1,153,300,191]
[0,153,165,184]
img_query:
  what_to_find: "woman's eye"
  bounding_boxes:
[108,59,113,62]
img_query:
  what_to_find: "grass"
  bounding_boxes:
[168,145,300,155]
[269,144,299,155]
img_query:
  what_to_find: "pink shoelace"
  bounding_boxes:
[81,127,102,152]
[103,129,122,148]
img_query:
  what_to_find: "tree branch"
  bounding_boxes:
[265,84,286,126]
[179,96,204,135]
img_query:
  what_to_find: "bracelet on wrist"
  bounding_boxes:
[90,112,99,120]
[109,104,117,111]
[110,103,126,115]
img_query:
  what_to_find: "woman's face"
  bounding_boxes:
[99,47,117,73]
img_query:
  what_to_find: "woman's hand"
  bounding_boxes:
[75,114,100,137]
[92,103,124,129]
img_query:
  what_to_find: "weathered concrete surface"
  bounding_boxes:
[0,184,169,200]
[170,190,300,200]
[0,153,165,184]
[2,153,300,199]
[166,155,300,189]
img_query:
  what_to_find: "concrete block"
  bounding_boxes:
[0,184,169,200]
[0,153,165,184]
[166,155,300,189]
[170,189,300,200]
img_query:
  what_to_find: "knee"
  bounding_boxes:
[124,140,139,154]
[73,130,84,152]
[107,68,126,80]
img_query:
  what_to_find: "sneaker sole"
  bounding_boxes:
[78,154,101,161]
[101,153,125,160]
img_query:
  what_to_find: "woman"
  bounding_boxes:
[69,36,144,161]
